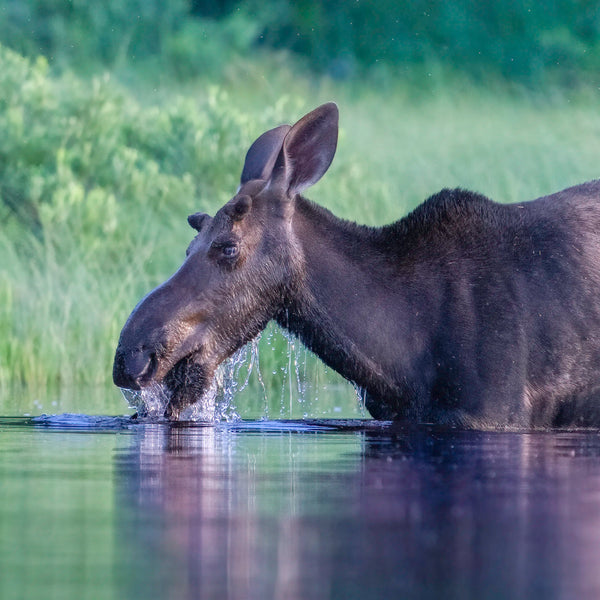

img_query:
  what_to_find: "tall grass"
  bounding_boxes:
[2,44,600,415]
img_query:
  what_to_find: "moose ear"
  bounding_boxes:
[270,102,339,196]
[187,212,209,232]
[240,124,291,184]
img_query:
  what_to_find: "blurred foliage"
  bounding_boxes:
[250,0,600,84]
[1,0,600,84]
[0,0,258,77]
[0,0,189,67]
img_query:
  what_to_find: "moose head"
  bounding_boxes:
[113,103,339,419]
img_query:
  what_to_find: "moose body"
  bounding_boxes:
[113,103,600,428]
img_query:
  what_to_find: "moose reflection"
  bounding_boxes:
[114,103,600,427]
[114,426,600,599]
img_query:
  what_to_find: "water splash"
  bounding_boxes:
[121,382,172,420]
[180,377,220,422]
[120,325,361,422]
[120,335,265,423]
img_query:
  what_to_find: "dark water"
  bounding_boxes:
[1,416,600,600]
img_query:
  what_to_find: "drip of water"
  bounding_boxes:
[281,327,308,417]
[352,382,368,418]
[246,335,270,420]
[212,341,258,423]
[265,323,351,419]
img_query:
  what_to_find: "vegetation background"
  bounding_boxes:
[2,0,600,417]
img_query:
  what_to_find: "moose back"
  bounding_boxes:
[113,103,600,428]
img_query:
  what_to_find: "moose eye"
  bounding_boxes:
[221,244,239,258]
[210,239,240,263]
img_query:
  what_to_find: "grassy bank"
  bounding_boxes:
[1,44,600,415]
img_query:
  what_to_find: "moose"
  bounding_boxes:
[113,103,600,428]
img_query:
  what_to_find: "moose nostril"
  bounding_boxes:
[113,348,157,390]
[135,352,156,385]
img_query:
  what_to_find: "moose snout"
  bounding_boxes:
[112,347,157,390]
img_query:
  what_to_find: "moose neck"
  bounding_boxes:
[276,196,410,401]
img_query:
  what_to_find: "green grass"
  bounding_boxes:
[2,44,600,416]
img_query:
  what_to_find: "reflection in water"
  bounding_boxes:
[115,425,600,600]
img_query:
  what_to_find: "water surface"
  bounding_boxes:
[1,416,600,599]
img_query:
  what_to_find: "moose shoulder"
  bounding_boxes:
[113,102,600,428]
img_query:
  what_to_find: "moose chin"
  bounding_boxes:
[113,102,600,428]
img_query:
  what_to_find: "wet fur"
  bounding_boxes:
[163,356,210,419]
